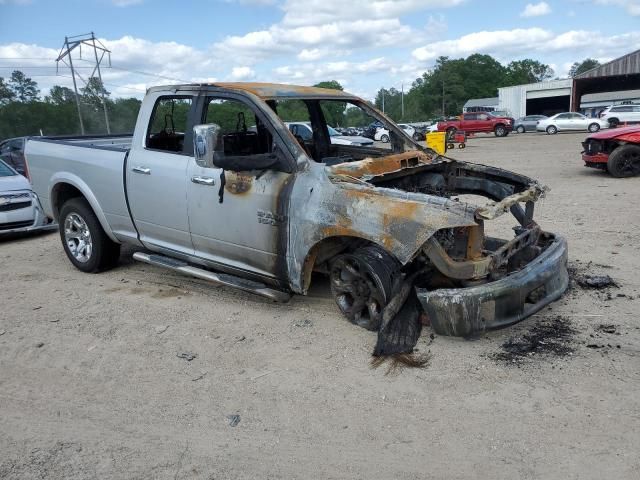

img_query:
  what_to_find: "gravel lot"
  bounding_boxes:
[1,131,639,479]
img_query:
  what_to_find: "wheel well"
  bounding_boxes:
[300,236,399,293]
[494,123,505,130]
[51,183,84,221]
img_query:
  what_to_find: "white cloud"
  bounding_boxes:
[412,28,640,69]
[281,0,465,27]
[214,18,415,64]
[593,0,640,16]
[230,66,256,80]
[413,28,553,61]
[520,2,551,17]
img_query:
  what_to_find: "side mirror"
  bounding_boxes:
[193,124,221,168]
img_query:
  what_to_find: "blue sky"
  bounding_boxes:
[1,0,639,100]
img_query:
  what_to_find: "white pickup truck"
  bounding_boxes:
[25,82,568,338]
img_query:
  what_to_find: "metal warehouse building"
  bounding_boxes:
[498,79,571,119]
[497,49,640,119]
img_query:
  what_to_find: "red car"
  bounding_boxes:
[582,126,640,177]
[437,112,513,138]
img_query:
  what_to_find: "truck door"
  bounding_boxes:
[126,94,197,254]
[186,96,293,280]
[476,113,491,132]
[462,113,478,132]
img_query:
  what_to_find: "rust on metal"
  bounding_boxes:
[328,151,436,180]
[225,171,253,195]
[211,82,357,100]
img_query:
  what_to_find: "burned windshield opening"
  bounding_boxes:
[271,99,418,164]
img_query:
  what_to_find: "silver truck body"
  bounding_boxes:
[26,83,568,337]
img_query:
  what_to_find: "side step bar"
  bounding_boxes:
[132,252,292,303]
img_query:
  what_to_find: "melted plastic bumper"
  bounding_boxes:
[416,234,568,337]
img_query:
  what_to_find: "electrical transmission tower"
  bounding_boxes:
[56,32,112,134]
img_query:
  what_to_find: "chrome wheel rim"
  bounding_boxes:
[64,213,92,263]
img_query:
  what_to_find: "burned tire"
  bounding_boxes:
[59,197,120,273]
[607,144,640,178]
[329,246,399,331]
[494,124,508,137]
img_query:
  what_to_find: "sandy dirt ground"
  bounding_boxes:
[1,131,639,479]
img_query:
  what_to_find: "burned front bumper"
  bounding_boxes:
[416,234,568,337]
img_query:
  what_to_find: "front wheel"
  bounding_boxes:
[329,246,399,331]
[516,125,525,134]
[380,134,390,143]
[546,125,558,135]
[494,125,507,137]
[607,145,640,178]
[588,123,600,133]
[59,198,120,273]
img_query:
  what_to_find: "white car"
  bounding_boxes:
[286,122,374,146]
[374,127,390,142]
[536,113,608,135]
[0,159,56,235]
[599,104,640,128]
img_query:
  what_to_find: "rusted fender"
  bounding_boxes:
[286,161,478,294]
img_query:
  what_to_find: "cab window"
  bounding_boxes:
[204,97,273,156]
[146,96,193,153]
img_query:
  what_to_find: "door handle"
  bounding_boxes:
[191,175,216,186]
[132,166,151,175]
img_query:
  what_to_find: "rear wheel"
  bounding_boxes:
[588,123,600,133]
[546,125,558,135]
[494,124,507,137]
[607,144,640,178]
[608,118,619,128]
[329,246,399,331]
[59,198,120,273]
[380,134,389,143]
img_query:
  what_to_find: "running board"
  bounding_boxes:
[132,252,291,303]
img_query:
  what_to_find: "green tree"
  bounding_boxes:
[0,77,15,105]
[569,58,601,77]
[9,70,40,102]
[314,80,346,126]
[504,59,554,85]
[46,85,77,105]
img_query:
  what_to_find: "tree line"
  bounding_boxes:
[373,56,601,122]
[0,57,600,140]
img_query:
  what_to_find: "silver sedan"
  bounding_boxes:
[536,112,609,135]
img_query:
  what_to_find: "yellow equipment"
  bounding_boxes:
[426,131,447,155]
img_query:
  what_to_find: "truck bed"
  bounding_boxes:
[31,134,133,152]
[25,134,138,243]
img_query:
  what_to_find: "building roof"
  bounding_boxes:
[463,97,499,108]
[575,49,640,79]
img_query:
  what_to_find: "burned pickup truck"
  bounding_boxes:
[26,82,568,340]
